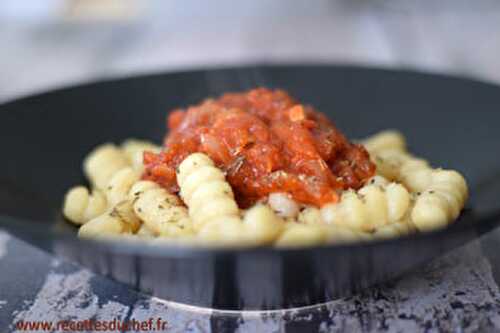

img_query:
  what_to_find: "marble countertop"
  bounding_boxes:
[3,230,500,332]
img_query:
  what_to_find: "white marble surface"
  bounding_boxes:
[3,232,500,332]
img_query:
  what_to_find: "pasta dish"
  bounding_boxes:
[63,88,468,247]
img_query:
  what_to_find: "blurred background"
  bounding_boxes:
[1,0,500,102]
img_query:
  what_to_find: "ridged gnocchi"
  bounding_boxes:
[64,130,468,247]
[78,200,140,238]
[243,204,284,244]
[321,182,411,232]
[363,132,468,233]
[132,182,194,238]
[106,167,140,206]
[63,186,107,225]
[275,223,326,247]
[84,143,130,190]
[361,130,406,153]
[411,170,468,232]
[177,153,241,231]
[121,139,161,173]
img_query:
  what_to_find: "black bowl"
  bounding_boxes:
[1,65,499,310]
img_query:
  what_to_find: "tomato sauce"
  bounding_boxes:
[143,88,375,207]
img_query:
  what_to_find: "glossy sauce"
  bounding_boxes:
[143,88,375,207]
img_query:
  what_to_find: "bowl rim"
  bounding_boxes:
[2,61,500,107]
[1,208,491,259]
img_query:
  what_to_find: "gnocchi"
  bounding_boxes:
[78,201,140,239]
[321,182,411,232]
[121,139,161,173]
[84,143,130,190]
[64,129,468,247]
[177,153,241,231]
[63,186,107,225]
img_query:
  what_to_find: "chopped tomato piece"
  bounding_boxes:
[288,105,306,122]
